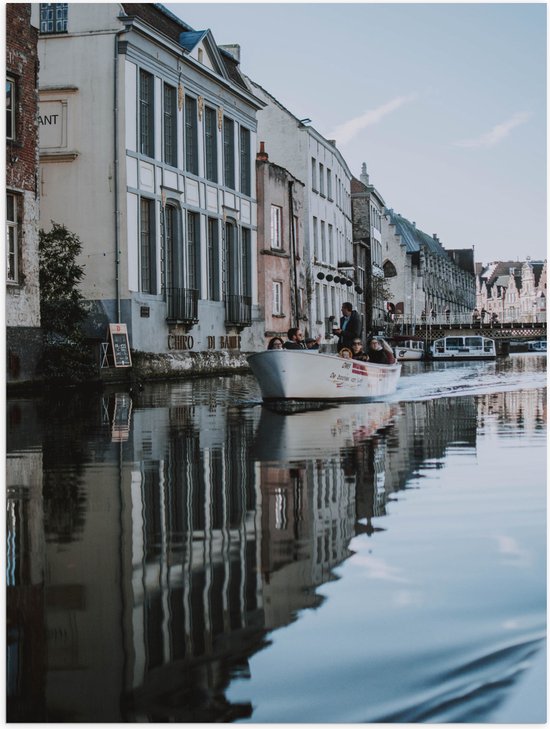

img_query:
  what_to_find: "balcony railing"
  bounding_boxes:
[166,287,198,323]
[225,294,252,326]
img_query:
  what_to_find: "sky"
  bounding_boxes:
[168,1,547,265]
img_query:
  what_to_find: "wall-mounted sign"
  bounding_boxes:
[38,100,67,149]
[109,323,132,368]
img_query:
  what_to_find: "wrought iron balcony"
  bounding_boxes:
[166,287,198,323]
[225,294,252,326]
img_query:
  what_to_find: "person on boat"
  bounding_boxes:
[267,336,284,350]
[367,337,396,365]
[350,339,368,361]
[333,302,362,351]
[283,327,320,350]
[339,347,353,359]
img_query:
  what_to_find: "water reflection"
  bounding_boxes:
[6,360,547,722]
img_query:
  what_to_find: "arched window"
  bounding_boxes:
[383,260,397,278]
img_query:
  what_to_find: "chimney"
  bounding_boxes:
[256,141,268,162]
[360,162,369,186]
[327,139,336,146]
[219,44,240,62]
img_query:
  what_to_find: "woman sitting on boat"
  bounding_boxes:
[367,337,396,365]
[350,339,368,361]
[267,336,284,350]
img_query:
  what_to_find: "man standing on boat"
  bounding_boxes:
[283,327,321,350]
[333,302,362,352]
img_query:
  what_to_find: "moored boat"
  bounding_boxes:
[431,335,496,360]
[247,350,401,401]
[527,340,547,352]
[391,337,426,361]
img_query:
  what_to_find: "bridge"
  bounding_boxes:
[384,318,547,347]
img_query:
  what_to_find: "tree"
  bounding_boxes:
[38,223,96,383]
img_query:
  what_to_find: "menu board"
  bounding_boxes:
[109,323,132,368]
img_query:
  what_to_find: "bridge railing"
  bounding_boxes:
[389,312,546,329]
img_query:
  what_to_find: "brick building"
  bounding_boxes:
[6,3,42,383]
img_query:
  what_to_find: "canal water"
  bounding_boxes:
[6,354,546,722]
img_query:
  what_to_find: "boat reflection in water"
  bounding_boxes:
[5,365,546,723]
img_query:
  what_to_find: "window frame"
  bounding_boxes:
[270,205,283,250]
[223,117,235,189]
[139,197,156,294]
[39,3,68,34]
[240,126,251,196]
[6,77,16,141]
[272,280,283,316]
[207,217,220,300]
[186,211,200,291]
[163,83,177,167]
[184,95,199,175]
[6,193,19,284]
[204,106,218,183]
[139,69,155,158]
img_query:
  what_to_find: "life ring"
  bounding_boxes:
[399,350,406,358]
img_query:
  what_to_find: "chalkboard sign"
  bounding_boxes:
[109,323,132,368]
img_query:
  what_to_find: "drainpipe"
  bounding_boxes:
[288,181,300,326]
[114,28,129,323]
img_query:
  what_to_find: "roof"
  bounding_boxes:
[121,4,248,90]
[386,209,449,258]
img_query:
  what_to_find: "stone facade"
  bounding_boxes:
[6,3,42,383]
[477,259,547,322]
[32,3,263,368]
[384,210,476,324]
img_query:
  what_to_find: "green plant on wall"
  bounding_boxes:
[39,222,96,383]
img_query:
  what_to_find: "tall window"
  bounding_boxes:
[321,221,326,261]
[186,212,200,290]
[207,217,219,299]
[319,163,324,196]
[6,193,18,283]
[39,3,68,33]
[140,198,156,293]
[223,117,235,189]
[163,84,177,167]
[241,228,251,297]
[184,96,198,175]
[311,157,317,191]
[240,127,251,196]
[273,281,283,315]
[204,107,217,183]
[328,224,334,266]
[327,169,332,200]
[165,204,182,289]
[6,78,15,141]
[313,216,319,259]
[270,205,282,249]
[139,70,154,158]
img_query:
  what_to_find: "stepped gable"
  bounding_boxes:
[386,210,449,258]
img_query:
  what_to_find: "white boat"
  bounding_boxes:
[247,350,401,401]
[392,338,425,361]
[431,335,496,360]
[527,340,547,352]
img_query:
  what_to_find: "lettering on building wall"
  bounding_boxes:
[168,334,194,350]
[207,336,216,349]
[39,114,59,125]
[219,335,241,350]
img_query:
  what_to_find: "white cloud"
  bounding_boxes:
[327,94,418,146]
[454,112,532,149]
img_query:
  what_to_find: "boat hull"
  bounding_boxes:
[395,348,424,361]
[247,350,401,401]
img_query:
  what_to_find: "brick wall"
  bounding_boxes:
[6,3,39,193]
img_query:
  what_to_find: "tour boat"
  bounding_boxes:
[527,340,547,353]
[391,338,426,361]
[247,350,402,401]
[251,401,399,461]
[430,335,496,360]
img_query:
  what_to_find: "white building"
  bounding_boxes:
[246,79,356,340]
[32,3,264,358]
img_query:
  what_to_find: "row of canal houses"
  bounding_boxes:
[9,3,481,382]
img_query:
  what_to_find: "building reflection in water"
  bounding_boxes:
[5,381,545,721]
